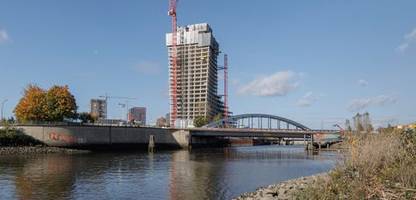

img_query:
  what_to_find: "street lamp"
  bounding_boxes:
[1,99,8,121]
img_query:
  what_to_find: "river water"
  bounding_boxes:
[0,145,338,200]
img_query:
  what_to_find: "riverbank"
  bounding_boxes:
[1,127,89,155]
[234,173,328,200]
[235,128,416,199]
[0,146,90,155]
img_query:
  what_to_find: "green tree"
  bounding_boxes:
[212,113,223,123]
[77,112,96,123]
[194,116,209,127]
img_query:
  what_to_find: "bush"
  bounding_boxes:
[194,116,209,127]
[0,128,42,146]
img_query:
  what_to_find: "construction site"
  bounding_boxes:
[167,0,229,128]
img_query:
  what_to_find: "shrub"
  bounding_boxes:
[0,128,42,146]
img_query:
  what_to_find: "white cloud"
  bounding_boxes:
[0,28,9,43]
[348,95,397,112]
[133,61,162,75]
[238,70,300,97]
[397,27,416,52]
[358,79,368,87]
[296,92,320,107]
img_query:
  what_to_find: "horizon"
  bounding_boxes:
[1,0,416,128]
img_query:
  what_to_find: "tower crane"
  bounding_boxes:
[168,0,178,127]
[98,94,137,119]
[333,124,345,137]
[223,54,229,121]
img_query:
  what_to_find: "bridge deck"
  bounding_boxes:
[189,128,337,138]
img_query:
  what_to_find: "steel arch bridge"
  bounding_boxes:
[203,113,310,131]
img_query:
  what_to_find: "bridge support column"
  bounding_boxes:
[308,134,314,151]
[148,135,155,152]
[318,141,321,151]
[304,134,308,150]
[188,135,192,151]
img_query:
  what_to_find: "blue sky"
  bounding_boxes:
[1,0,415,128]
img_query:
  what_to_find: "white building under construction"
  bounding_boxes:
[166,23,225,127]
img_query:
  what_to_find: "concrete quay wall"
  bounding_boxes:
[16,125,191,149]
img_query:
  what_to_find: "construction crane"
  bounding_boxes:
[168,0,178,127]
[99,95,136,102]
[98,94,137,119]
[218,54,229,123]
[223,54,229,121]
[333,124,345,137]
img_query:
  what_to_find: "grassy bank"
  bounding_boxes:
[297,128,416,199]
[0,127,42,146]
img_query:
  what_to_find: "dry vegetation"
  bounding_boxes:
[297,128,416,200]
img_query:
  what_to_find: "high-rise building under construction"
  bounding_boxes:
[166,23,224,127]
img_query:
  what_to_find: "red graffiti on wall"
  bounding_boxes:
[49,132,77,144]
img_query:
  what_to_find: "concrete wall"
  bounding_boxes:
[17,125,190,149]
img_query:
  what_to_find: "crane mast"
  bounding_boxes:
[168,0,178,127]
[224,54,229,121]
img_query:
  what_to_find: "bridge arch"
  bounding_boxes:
[203,113,310,130]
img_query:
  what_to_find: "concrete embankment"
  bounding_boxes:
[234,173,328,200]
[15,125,226,149]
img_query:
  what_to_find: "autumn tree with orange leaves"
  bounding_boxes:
[14,85,77,122]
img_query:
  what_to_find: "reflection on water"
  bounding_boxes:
[0,146,337,200]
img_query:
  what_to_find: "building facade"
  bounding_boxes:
[128,107,146,125]
[166,23,224,127]
[90,99,107,119]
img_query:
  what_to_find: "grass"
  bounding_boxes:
[296,128,416,199]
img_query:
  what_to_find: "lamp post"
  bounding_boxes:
[1,99,8,122]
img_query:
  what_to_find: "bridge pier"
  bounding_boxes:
[303,134,307,149]
[306,134,315,151]
[148,135,155,152]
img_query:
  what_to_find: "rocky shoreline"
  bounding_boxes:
[233,173,328,200]
[0,146,90,155]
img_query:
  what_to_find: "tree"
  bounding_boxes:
[77,112,96,123]
[14,84,77,123]
[14,85,48,122]
[194,116,209,127]
[45,85,77,121]
[213,113,223,123]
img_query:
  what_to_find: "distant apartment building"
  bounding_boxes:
[128,107,146,125]
[90,99,107,119]
[166,23,224,127]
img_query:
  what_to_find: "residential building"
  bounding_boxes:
[90,99,107,119]
[128,107,146,125]
[166,23,224,127]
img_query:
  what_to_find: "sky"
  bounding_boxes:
[0,0,415,129]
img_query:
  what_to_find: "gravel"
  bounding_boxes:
[0,146,90,155]
[233,173,329,200]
